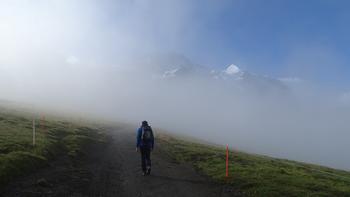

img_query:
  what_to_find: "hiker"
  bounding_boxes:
[136,121,154,176]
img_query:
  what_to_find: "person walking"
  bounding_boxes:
[136,121,154,176]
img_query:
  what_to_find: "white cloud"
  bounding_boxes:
[66,56,80,65]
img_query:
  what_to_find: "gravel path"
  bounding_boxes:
[1,126,230,197]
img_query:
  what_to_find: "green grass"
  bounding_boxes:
[158,134,350,197]
[0,109,106,186]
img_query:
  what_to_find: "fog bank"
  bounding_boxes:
[0,0,350,170]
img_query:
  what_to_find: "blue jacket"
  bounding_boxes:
[136,126,154,149]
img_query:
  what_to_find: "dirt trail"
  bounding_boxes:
[1,126,232,197]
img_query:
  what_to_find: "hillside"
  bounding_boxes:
[0,106,107,188]
[0,109,225,197]
[1,107,350,196]
[158,134,350,196]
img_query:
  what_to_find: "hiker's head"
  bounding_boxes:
[142,121,148,126]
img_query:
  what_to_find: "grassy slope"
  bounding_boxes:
[158,134,350,197]
[0,108,106,186]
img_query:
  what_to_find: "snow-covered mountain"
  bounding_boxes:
[145,54,289,93]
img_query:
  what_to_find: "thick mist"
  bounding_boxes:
[1,0,350,170]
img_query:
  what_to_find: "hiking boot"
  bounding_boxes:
[146,166,151,175]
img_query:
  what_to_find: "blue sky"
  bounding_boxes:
[109,0,348,90]
[159,0,350,90]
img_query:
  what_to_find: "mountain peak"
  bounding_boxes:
[225,64,241,75]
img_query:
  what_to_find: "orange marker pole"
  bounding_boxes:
[41,115,46,133]
[226,144,229,177]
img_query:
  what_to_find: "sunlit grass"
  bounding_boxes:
[0,110,106,186]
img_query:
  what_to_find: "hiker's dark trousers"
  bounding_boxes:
[140,147,151,172]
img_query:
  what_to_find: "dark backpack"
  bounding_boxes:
[142,126,153,142]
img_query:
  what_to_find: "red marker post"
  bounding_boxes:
[226,144,229,177]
